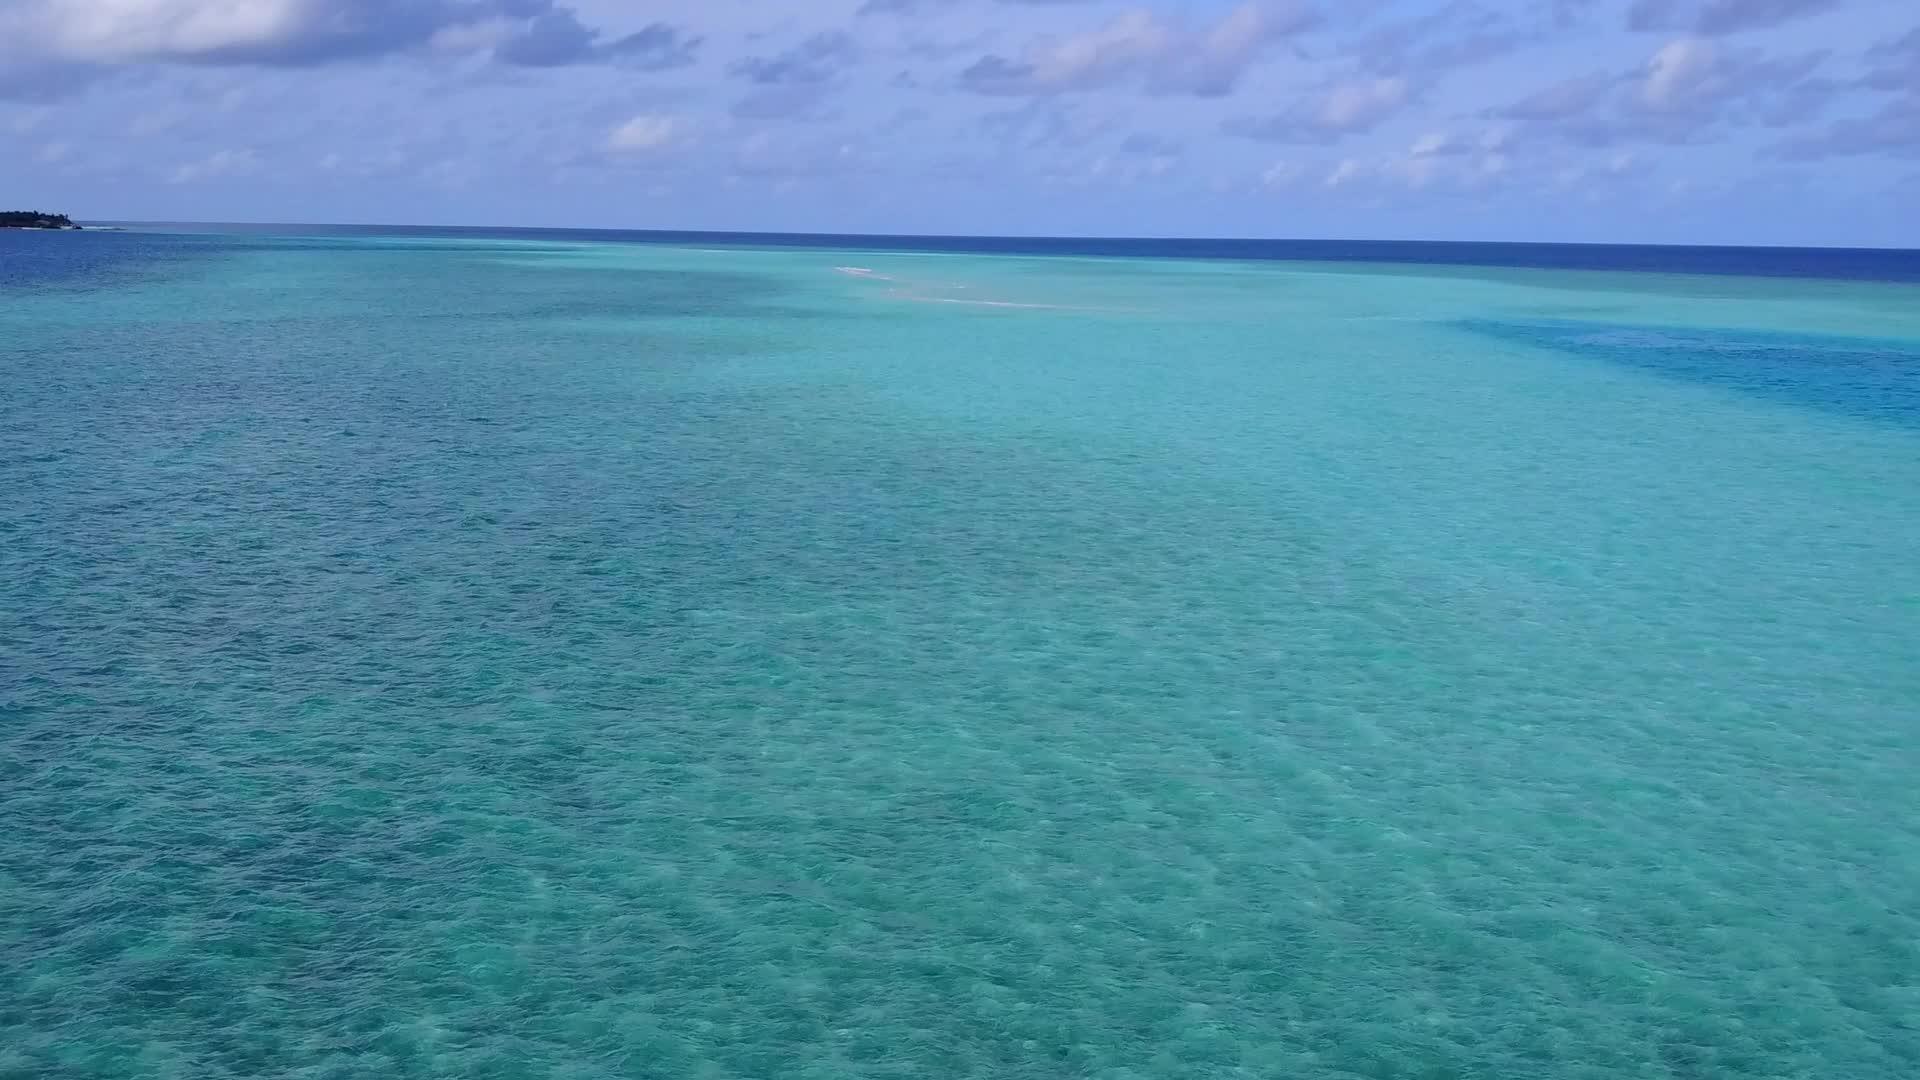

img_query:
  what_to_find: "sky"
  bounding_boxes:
[1,0,1916,245]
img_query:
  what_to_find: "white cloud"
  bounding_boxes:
[1318,77,1409,130]
[1641,37,1717,108]
[22,0,309,62]
[428,17,521,55]
[959,2,1315,98]
[1498,37,1829,147]
[730,129,871,180]
[168,147,259,183]
[1231,76,1415,144]
[3,107,51,134]
[1259,160,1304,189]
[1324,157,1365,187]
[1297,137,1528,195]
[2,0,681,70]
[605,114,683,153]
[1030,11,1171,86]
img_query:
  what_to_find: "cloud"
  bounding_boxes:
[168,147,259,183]
[1258,159,1306,190]
[730,32,859,86]
[729,129,873,181]
[10,0,521,65]
[1076,147,1180,185]
[604,114,683,154]
[1405,127,1512,158]
[1081,132,1182,183]
[1351,1,1534,77]
[2,0,694,70]
[979,100,1115,149]
[492,11,597,67]
[1636,38,1827,113]
[1501,72,1621,125]
[1496,37,1830,146]
[1641,37,1717,107]
[1864,26,1919,93]
[1228,77,1412,143]
[1273,136,1632,198]
[1757,76,1841,127]
[1625,0,1840,37]
[490,13,695,69]
[730,85,834,120]
[1773,97,1920,160]
[600,24,700,71]
[957,2,1316,98]
[1408,131,1463,157]
[725,32,859,120]
[959,11,1174,94]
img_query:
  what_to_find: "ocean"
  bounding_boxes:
[4,226,1918,1078]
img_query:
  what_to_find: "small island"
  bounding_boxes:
[1,210,81,230]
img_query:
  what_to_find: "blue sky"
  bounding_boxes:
[1,0,1916,244]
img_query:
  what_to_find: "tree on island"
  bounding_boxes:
[0,210,80,229]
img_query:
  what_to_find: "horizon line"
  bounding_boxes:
[82,219,1920,256]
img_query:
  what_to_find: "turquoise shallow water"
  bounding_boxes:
[3,231,1920,1078]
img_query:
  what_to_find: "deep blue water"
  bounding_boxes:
[1,229,225,289]
[5,227,1920,1079]
[1462,320,1920,426]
